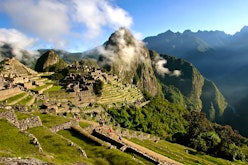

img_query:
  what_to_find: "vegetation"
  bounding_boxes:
[93,79,103,96]
[0,119,39,157]
[31,84,53,92]
[173,111,248,161]
[44,85,63,92]
[15,111,33,120]
[35,50,67,72]
[129,138,246,165]
[108,96,187,138]
[4,92,26,104]
[29,126,89,164]
[108,96,248,162]
[34,113,71,128]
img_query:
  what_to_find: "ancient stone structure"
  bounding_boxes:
[0,87,23,101]
[115,128,160,141]
[0,109,42,131]
[18,116,42,131]
[0,109,19,127]
[0,157,49,165]
[49,120,78,132]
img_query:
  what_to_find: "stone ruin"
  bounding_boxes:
[0,109,42,131]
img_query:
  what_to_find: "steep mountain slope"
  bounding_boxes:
[144,26,248,136]
[150,51,228,122]
[88,28,229,123]
[35,50,67,72]
[97,27,160,96]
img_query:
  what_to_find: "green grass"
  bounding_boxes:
[0,119,39,157]
[4,92,26,104]
[0,109,6,113]
[33,113,71,128]
[32,84,53,92]
[29,126,89,164]
[18,95,34,105]
[98,81,143,105]
[79,121,91,128]
[44,85,63,92]
[58,129,153,165]
[129,138,246,165]
[15,111,33,120]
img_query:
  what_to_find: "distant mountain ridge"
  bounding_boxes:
[144,26,248,136]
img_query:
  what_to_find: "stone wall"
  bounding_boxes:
[0,109,19,127]
[18,116,42,131]
[115,128,160,141]
[0,110,42,131]
[0,87,23,101]
[50,120,78,132]
[0,157,49,165]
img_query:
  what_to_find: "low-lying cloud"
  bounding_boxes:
[155,58,181,77]
[0,28,36,49]
[97,27,146,71]
[0,0,133,51]
[0,28,39,61]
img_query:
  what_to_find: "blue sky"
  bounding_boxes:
[0,0,248,52]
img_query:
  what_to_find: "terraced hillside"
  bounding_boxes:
[98,80,144,105]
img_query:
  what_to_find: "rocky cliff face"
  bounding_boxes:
[98,27,160,96]
[35,50,67,72]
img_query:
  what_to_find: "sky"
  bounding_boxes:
[0,0,248,52]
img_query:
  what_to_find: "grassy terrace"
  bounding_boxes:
[44,85,63,92]
[0,119,40,157]
[29,126,90,164]
[129,138,246,165]
[33,113,71,128]
[18,95,35,106]
[98,81,144,105]
[31,84,53,93]
[3,92,26,105]
[15,111,33,120]
[79,121,91,128]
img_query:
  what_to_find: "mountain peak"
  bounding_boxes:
[100,27,147,68]
[106,27,140,49]
[98,28,159,96]
[239,25,248,33]
[34,50,67,72]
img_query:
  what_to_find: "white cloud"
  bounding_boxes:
[97,27,146,71]
[71,0,133,39]
[0,0,69,48]
[0,28,36,49]
[155,58,181,77]
[0,0,133,51]
[155,59,171,76]
[0,28,38,60]
[172,70,181,77]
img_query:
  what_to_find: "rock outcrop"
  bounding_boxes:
[35,50,67,72]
